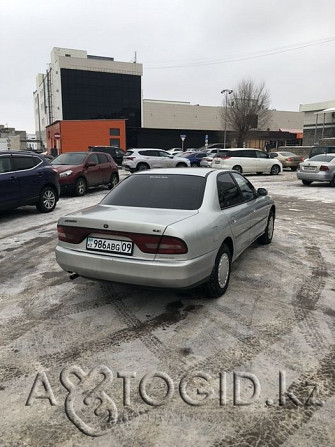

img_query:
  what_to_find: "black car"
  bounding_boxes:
[88,146,124,166]
[0,151,60,213]
[309,146,335,159]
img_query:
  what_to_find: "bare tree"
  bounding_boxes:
[222,80,271,147]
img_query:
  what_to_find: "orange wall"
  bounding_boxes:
[46,120,126,154]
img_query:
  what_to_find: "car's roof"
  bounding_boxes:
[0,150,41,155]
[134,168,218,177]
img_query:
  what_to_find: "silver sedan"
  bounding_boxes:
[297,154,335,186]
[55,168,275,298]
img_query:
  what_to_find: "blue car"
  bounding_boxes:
[184,151,209,167]
[0,150,60,213]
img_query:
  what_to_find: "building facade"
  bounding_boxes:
[299,100,335,146]
[34,48,143,145]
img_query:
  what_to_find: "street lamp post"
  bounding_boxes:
[221,89,233,149]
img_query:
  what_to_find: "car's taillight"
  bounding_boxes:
[57,225,90,244]
[125,156,135,161]
[320,165,329,171]
[57,225,188,254]
[287,158,292,161]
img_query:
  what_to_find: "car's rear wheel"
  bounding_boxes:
[137,163,149,171]
[232,165,242,174]
[108,173,119,189]
[36,186,57,213]
[330,175,335,187]
[302,180,313,186]
[75,177,87,196]
[291,167,298,171]
[270,164,281,175]
[176,162,187,167]
[191,162,198,167]
[206,243,231,298]
[258,210,275,245]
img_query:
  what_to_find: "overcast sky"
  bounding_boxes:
[1,0,334,134]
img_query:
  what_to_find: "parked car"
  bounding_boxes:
[309,146,335,159]
[211,148,282,175]
[297,154,335,186]
[88,146,124,166]
[55,168,275,298]
[269,151,304,171]
[122,149,191,172]
[50,151,119,196]
[184,151,209,167]
[0,150,60,213]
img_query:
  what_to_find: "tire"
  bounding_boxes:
[36,186,57,213]
[137,163,149,171]
[330,176,335,187]
[75,177,87,196]
[258,210,275,245]
[302,180,313,186]
[291,167,298,171]
[232,165,242,174]
[108,173,119,190]
[191,162,198,167]
[176,162,187,167]
[206,243,231,298]
[270,164,281,175]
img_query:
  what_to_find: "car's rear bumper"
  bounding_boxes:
[55,245,215,288]
[297,171,333,182]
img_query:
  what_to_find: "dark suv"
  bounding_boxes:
[88,146,124,166]
[309,146,335,159]
[0,151,60,213]
[51,151,119,196]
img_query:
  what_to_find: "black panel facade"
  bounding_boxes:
[60,69,141,128]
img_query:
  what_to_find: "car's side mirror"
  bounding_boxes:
[257,187,268,196]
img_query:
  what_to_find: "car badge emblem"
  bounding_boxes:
[103,224,109,228]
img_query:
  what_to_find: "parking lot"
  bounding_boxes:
[0,170,335,446]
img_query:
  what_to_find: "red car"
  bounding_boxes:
[51,151,119,196]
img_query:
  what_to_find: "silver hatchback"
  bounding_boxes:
[56,168,275,298]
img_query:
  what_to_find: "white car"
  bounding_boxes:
[167,148,182,155]
[211,148,282,175]
[122,148,191,172]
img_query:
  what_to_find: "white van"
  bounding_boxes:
[211,148,282,175]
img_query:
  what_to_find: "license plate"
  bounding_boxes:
[214,160,221,164]
[86,237,133,255]
[303,166,316,171]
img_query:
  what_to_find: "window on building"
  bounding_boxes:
[110,128,120,136]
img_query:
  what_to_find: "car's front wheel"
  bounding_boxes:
[191,162,198,167]
[75,177,87,196]
[108,173,119,189]
[176,162,188,167]
[258,210,275,244]
[206,243,231,298]
[36,186,57,213]
[302,180,313,186]
[270,164,281,175]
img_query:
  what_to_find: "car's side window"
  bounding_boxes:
[158,151,170,158]
[217,172,243,209]
[12,156,36,171]
[256,151,268,159]
[97,154,108,164]
[0,156,12,173]
[88,154,99,164]
[231,173,256,202]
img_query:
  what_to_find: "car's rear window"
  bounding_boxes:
[309,155,335,162]
[101,174,206,210]
[51,153,87,165]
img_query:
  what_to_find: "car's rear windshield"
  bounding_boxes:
[309,155,335,162]
[101,174,206,210]
[51,153,86,165]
